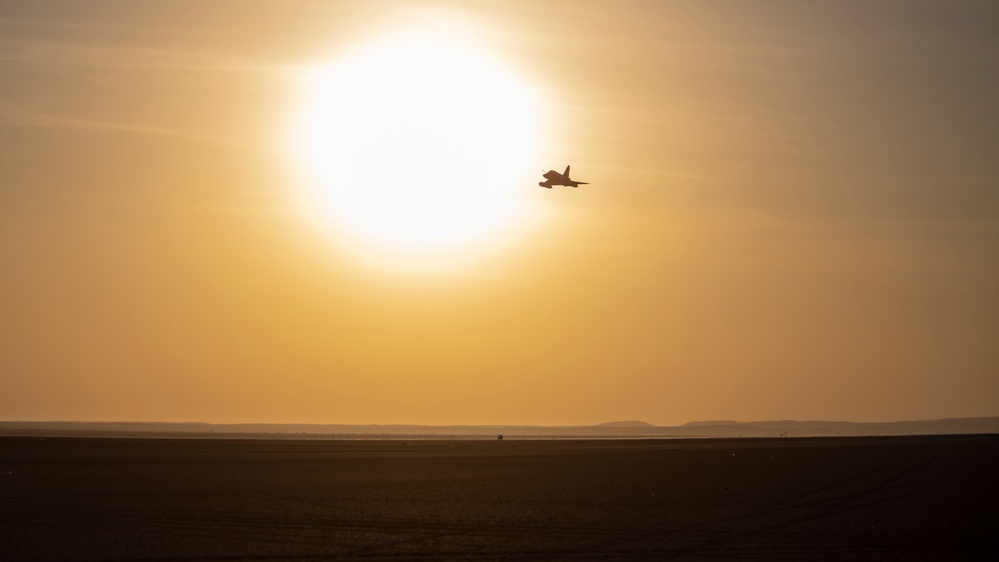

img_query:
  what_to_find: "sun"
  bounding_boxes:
[289,33,547,270]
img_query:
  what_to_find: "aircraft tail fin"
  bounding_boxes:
[563,165,570,177]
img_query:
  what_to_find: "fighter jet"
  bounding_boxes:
[539,165,589,189]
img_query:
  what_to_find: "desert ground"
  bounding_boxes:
[2,435,997,560]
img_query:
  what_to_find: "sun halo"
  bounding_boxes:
[290,34,547,271]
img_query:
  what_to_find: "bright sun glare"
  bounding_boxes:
[291,32,546,269]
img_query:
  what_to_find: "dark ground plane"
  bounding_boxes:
[1,435,997,561]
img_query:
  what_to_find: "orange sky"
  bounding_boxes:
[1,1,997,425]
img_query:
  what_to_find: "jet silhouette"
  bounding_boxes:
[539,165,589,188]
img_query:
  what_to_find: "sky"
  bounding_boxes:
[1,0,997,426]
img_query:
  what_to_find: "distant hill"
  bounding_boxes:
[1,418,997,439]
[682,420,741,427]
[596,421,655,428]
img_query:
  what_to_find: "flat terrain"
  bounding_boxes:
[2,436,997,560]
